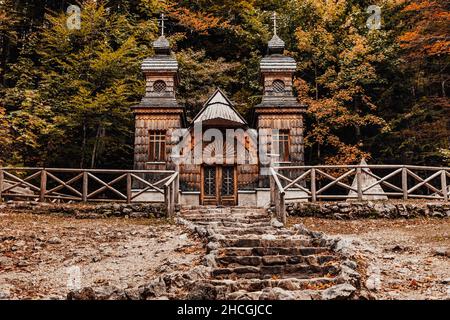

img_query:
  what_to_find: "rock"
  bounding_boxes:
[178,233,188,241]
[261,234,277,241]
[16,260,28,267]
[262,256,285,265]
[95,286,127,300]
[0,257,14,268]
[206,242,219,253]
[203,253,218,267]
[91,256,102,263]
[139,277,167,299]
[124,288,140,300]
[15,240,26,247]
[333,238,353,253]
[293,224,311,236]
[48,237,62,244]
[390,245,409,253]
[433,247,449,258]
[0,289,10,300]
[185,283,218,300]
[270,219,284,228]
[259,287,293,300]
[122,208,132,215]
[440,278,450,284]
[67,287,97,300]
[321,284,356,300]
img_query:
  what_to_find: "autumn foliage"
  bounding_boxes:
[0,0,448,167]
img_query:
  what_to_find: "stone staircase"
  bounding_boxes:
[177,206,362,300]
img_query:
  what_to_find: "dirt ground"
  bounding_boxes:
[1,209,449,300]
[0,212,204,300]
[289,217,450,300]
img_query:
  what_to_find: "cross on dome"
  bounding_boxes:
[158,13,167,37]
[271,12,278,36]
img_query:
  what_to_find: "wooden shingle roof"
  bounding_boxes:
[193,89,247,125]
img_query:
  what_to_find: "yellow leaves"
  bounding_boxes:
[305,0,347,23]
[295,29,312,52]
[0,106,12,155]
[293,78,310,100]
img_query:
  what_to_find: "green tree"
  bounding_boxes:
[1,0,161,168]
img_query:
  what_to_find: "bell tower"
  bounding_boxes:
[254,13,306,169]
[132,14,185,171]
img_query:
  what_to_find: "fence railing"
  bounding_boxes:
[0,167,180,216]
[270,164,450,224]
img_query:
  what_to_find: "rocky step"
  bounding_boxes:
[223,288,320,300]
[208,276,339,292]
[182,215,270,223]
[193,220,272,228]
[216,254,338,268]
[211,263,340,280]
[218,246,331,257]
[230,208,267,214]
[218,237,322,248]
[211,227,294,236]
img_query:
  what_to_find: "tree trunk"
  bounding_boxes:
[90,125,102,169]
[314,64,319,100]
[80,121,86,169]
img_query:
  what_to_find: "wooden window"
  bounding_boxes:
[149,130,166,162]
[273,129,290,162]
[272,80,285,93]
[153,80,167,93]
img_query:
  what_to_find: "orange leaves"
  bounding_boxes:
[168,7,230,35]
[399,0,449,57]
[403,1,434,12]
[424,40,450,56]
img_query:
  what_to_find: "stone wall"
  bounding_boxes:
[0,202,168,219]
[286,201,450,219]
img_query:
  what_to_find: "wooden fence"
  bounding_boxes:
[0,168,180,216]
[270,165,450,224]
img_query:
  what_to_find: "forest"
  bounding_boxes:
[0,0,448,169]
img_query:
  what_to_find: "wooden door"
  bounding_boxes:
[201,165,237,206]
[202,166,218,205]
[219,165,237,206]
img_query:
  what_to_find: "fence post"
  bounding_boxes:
[164,184,170,217]
[402,167,408,200]
[269,174,274,206]
[82,171,88,202]
[311,168,316,203]
[39,169,47,202]
[175,172,180,204]
[126,173,132,204]
[170,180,175,214]
[441,170,448,202]
[0,169,3,203]
[280,192,286,226]
[273,185,278,218]
[356,167,363,201]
